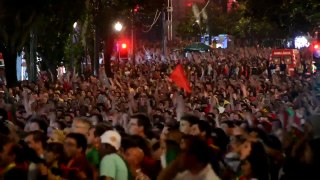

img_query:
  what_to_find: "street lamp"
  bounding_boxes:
[114,22,123,32]
[72,21,79,74]
[73,22,78,29]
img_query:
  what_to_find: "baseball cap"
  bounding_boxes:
[101,130,121,150]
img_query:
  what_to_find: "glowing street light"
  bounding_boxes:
[73,22,78,29]
[121,43,127,49]
[114,22,123,32]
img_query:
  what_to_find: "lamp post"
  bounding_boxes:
[114,22,123,32]
[73,22,78,29]
[72,22,79,74]
[113,22,123,62]
[131,9,135,63]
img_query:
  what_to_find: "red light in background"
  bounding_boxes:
[134,5,139,13]
[315,44,319,49]
[118,41,129,59]
[187,2,192,7]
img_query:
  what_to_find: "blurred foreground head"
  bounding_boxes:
[307,115,320,139]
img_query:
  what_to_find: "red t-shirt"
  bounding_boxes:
[61,155,93,179]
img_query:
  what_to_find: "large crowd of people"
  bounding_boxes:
[0,48,320,180]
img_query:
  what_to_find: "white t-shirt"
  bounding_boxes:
[174,164,220,180]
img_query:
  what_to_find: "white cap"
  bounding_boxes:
[101,130,121,150]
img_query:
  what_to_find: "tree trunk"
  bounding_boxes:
[93,27,100,77]
[24,46,30,80]
[47,59,57,82]
[162,7,167,57]
[0,43,17,87]
[3,52,18,88]
[104,34,114,78]
[49,66,57,82]
[131,12,135,64]
[29,31,37,82]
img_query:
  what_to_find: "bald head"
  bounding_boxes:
[124,147,144,168]
[71,117,92,136]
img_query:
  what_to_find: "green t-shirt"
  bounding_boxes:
[100,153,129,180]
[86,147,100,168]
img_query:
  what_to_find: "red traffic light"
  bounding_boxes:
[134,5,140,13]
[121,43,127,49]
[118,41,129,60]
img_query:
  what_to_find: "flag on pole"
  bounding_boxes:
[170,64,191,93]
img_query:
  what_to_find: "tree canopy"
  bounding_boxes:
[0,0,45,86]
[0,0,163,84]
[177,0,320,44]
[35,0,86,77]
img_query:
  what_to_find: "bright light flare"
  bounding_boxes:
[73,22,78,29]
[121,43,127,49]
[294,36,310,49]
[114,22,123,32]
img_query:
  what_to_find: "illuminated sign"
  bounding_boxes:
[273,51,292,55]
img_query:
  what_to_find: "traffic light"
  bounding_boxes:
[134,5,140,13]
[119,42,129,60]
[121,43,127,49]
[312,42,320,58]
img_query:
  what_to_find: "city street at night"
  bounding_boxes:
[0,0,320,180]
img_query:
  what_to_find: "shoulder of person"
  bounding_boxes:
[101,153,121,161]
[4,167,28,180]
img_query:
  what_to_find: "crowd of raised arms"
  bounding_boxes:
[0,48,320,180]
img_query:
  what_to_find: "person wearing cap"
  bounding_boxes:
[99,130,129,180]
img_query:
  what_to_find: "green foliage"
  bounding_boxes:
[35,0,86,74]
[86,0,165,76]
[238,0,320,37]
[280,0,320,35]
[0,0,44,54]
[176,12,198,38]
[0,0,46,86]
[89,0,164,37]
[178,0,320,42]
[308,12,320,25]
[206,5,230,35]
[63,34,85,71]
